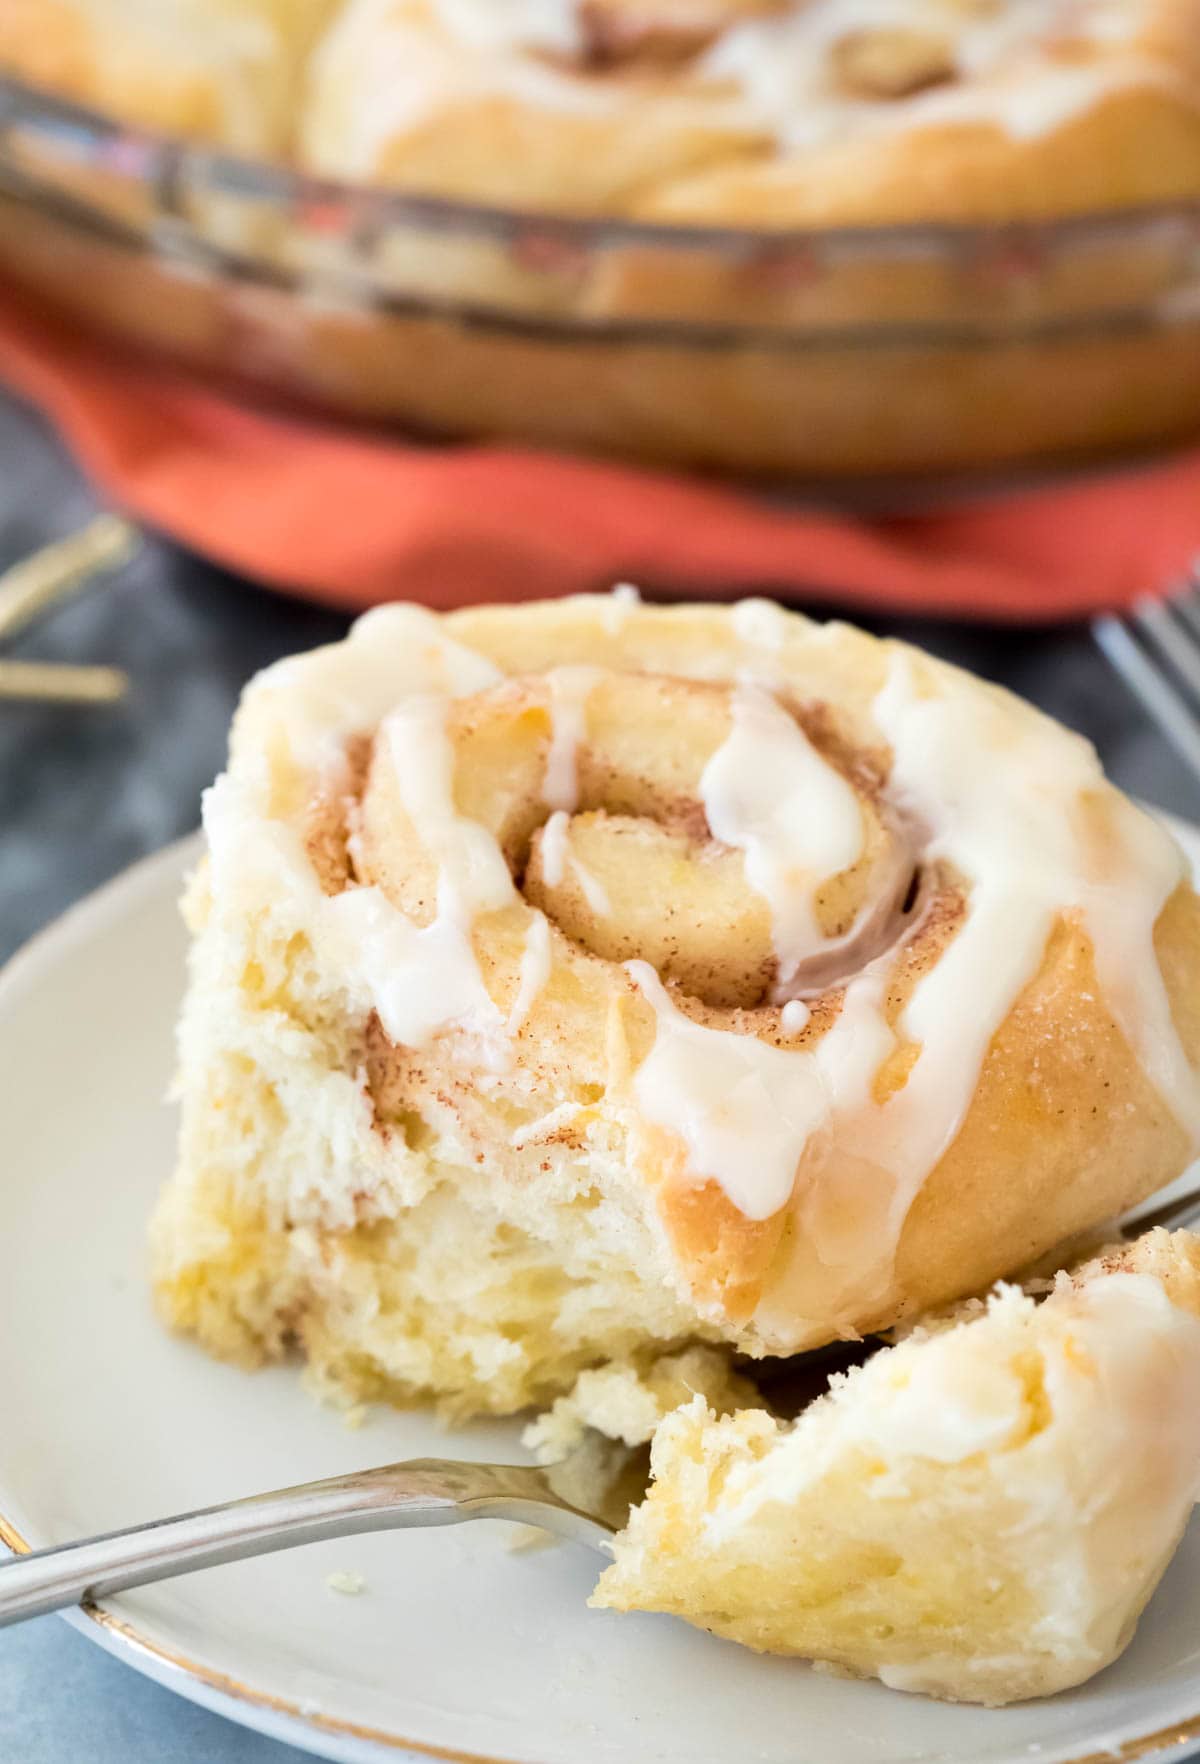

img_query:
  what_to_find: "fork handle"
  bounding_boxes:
[0,1458,554,1627]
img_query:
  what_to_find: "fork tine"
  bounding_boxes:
[1121,1178,1200,1238]
[1132,595,1200,705]
[1093,612,1200,783]
[1169,571,1200,646]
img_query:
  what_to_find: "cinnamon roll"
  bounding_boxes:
[300,0,1200,223]
[151,594,1200,1417]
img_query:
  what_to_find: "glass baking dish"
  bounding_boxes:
[1,73,1199,481]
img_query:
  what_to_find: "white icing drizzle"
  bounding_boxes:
[326,884,505,1051]
[541,808,571,886]
[306,0,615,182]
[251,602,501,773]
[539,807,611,914]
[327,698,515,1053]
[543,666,602,812]
[732,597,789,652]
[383,700,515,923]
[703,0,1159,152]
[571,852,612,918]
[629,961,890,1221]
[203,770,506,1057]
[508,910,554,1034]
[701,684,865,986]
[429,0,582,57]
[601,582,643,637]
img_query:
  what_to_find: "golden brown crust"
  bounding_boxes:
[889,897,1198,1322]
[649,893,1200,1337]
[641,84,1200,227]
[0,0,338,155]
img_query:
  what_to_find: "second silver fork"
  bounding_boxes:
[1094,571,1200,783]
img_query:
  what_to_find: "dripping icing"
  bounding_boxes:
[701,684,866,985]
[539,807,611,914]
[628,961,890,1221]
[541,808,570,886]
[732,597,789,652]
[602,582,643,637]
[509,911,554,1033]
[543,666,601,812]
[326,699,516,1052]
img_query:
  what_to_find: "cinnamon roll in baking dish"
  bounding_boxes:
[300,0,1200,222]
[4,1,1200,475]
[4,0,1200,222]
[151,595,1200,1418]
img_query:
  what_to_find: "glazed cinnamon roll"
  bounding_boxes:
[152,594,1200,1415]
[5,0,1200,224]
[300,0,1200,222]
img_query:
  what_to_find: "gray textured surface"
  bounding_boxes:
[1,381,1199,1762]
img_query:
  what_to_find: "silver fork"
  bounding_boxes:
[0,1453,617,1629]
[4,1180,1200,1630]
[1094,572,1200,782]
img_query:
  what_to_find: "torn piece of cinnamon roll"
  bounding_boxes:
[594,1227,1200,1705]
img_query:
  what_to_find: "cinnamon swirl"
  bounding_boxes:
[151,594,1200,1417]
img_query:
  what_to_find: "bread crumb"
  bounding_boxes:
[325,1570,367,1595]
[505,1523,557,1553]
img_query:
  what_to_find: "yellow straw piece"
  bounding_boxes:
[0,659,130,703]
[0,515,138,643]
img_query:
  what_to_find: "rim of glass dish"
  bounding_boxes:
[2,70,1200,260]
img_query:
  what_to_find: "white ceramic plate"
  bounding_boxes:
[6,831,1200,1764]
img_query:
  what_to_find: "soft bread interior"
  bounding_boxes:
[592,1229,1200,1706]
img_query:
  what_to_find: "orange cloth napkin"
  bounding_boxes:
[0,290,1196,621]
